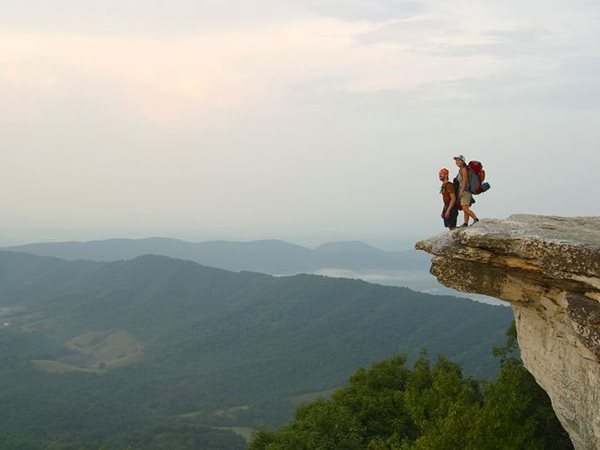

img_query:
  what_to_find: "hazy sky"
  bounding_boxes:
[1,0,599,248]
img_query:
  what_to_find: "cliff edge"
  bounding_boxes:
[416,215,600,450]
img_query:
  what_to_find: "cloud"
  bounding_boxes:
[304,0,426,22]
[0,0,301,34]
[1,0,599,242]
[1,13,507,127]
[0,25,298,125]
[0,0,427,34]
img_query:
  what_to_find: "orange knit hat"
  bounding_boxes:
[439,168,449,177]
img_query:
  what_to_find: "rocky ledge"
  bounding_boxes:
[416,215,600,450]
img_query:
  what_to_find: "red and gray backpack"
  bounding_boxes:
[467,160,490,195]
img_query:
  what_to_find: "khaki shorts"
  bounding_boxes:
[460,192,473,206]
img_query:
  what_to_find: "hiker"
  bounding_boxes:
[439,168,458,230]
[454,155,479,227]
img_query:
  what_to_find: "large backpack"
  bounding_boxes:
[467,160,490,195]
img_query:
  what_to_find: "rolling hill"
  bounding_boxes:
[0,251,511,448]
[2,238,430,273]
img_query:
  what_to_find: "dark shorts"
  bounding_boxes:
[443,206,458,229]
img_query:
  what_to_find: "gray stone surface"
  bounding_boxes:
[416,215,600,450]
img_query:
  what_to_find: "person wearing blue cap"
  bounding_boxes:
[454,155,479,227]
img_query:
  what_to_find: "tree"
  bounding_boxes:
[470,323,573,450]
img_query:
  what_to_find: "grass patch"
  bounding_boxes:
[212,426,256,443]
[31,360,95,374]
[213,405,250,420]
[291,387,340,407]
[32,329,144,374]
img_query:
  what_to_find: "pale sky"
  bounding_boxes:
[1,0,599,248]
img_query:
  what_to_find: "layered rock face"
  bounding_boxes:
[416,215,600,450]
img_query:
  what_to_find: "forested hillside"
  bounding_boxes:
[250,325,573,450]
[0,251,511,448]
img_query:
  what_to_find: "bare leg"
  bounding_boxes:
[462,205,478,223]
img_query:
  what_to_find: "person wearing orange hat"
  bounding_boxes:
[439,168,458,230]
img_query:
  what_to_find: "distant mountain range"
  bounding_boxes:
[0,250,511,448]
[2,238,431,274]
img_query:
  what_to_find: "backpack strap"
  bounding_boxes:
[460,166,470,192]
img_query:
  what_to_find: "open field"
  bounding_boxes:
[33,329,144,373]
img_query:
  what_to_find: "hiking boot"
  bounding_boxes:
[459,223,469,228]
[473,219,480,225]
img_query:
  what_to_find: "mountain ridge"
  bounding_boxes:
[0,249,512,448]
[2,238,426,273]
